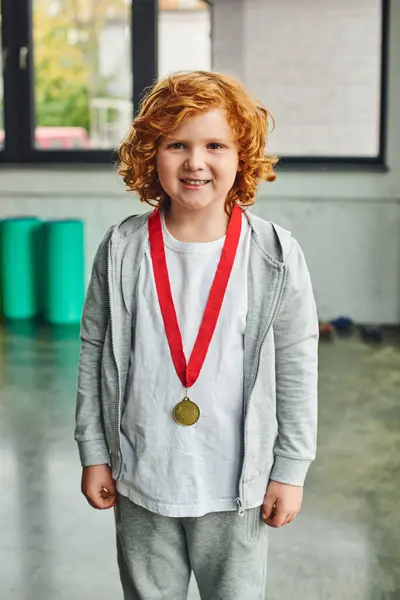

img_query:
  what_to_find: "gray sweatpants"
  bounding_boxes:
[114,493,268,600]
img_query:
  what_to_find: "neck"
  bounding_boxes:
[164,202,230,243]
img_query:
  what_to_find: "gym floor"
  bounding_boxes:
[1,322,399,600]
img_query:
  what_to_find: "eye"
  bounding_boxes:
[167,142,184,149]
[208,143,224,150]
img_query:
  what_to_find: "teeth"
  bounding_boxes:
[183,180,209,186]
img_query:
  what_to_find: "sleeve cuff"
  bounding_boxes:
[270,455,313,487]
[77,439,110,468]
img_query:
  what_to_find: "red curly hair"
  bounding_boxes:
[118,70,278,215]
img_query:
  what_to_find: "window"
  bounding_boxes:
[158,0,212,77]
[0,0,157,162]
[0,5,4,149]
[0,0,388,167]
[212,0,389,166]
[33,0,133,150]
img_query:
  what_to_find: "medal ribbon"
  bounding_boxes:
[148,203,242,389]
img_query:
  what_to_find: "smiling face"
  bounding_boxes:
[156,108,241,214]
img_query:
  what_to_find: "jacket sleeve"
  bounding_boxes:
[270,238,319,487]
[74,227,114,467]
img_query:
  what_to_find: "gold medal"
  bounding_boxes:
[173,397,200,426]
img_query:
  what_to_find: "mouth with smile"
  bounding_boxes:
[179,178,211,189]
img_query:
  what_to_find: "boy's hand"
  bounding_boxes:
[81,464,117,510]
[262,480,303,528]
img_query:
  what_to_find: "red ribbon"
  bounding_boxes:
[148,203,242,389]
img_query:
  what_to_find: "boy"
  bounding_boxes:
[75,71,318,599]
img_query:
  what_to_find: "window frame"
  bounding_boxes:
[0,0,158,164]
[277,0,390,170]
[0,0,390,168]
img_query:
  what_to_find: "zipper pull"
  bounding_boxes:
[235,497,245,517]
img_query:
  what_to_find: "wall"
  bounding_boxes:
[0,1,399,324]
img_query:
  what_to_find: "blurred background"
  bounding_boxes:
[0,1,399,599]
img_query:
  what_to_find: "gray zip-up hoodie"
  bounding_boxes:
[75,209,318,515]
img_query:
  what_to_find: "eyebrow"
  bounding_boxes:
[166,138,233,144]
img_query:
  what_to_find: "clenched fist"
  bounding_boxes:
[262,480,303,528]
[81,464,117,510]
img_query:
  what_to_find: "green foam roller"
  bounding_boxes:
[43,220,84,324]
[0,217,42,319]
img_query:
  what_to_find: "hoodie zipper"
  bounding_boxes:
[235,265,287,516]
[107,239,124,480]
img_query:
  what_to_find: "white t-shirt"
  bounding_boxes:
[117,211,252,517]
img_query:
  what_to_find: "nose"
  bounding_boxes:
[184,148,206,172]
